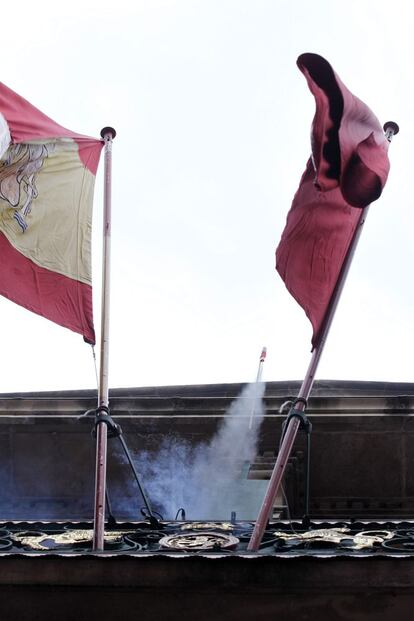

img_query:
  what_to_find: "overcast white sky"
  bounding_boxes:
[0,0,412,393]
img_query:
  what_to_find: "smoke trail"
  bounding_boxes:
[133,382,266,520]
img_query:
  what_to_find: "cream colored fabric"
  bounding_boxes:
[0,139,94,284]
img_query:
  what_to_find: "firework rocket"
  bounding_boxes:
[248,346,267,429]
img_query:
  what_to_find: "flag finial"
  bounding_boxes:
[383,121,399,141]
[100,126,116,139]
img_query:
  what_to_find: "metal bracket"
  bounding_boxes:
[283,407,312,434]
[93,406,122,439]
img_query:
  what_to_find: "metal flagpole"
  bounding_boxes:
[247,122,399,551]
[93,126,116,551]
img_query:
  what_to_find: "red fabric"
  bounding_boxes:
[276,53,390,348]
[0,82,102,174]
[0,232,95,344]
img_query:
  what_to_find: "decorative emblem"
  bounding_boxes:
[180,522,235,532]
[12,529,129,551]
[159,531,239,551]
[273,527,394,550]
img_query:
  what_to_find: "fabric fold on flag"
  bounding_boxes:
[276,53,390,348]
[0,82,103,344]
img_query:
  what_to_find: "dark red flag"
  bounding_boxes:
[276,53,390,348]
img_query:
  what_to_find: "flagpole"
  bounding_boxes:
[93,126,116,552]
[247,122,399,551]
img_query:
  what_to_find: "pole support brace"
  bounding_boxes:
[283,398,312,435]
[94,406,122,439]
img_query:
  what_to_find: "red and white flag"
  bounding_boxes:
[0,82,103,344]
[276,54,390,348]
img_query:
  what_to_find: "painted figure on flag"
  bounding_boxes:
[0,143,52,232]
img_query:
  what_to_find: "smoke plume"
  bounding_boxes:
[133,382,266,520]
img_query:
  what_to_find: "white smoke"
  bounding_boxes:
[133,382,266,520]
